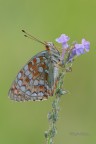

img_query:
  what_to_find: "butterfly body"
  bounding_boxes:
[9,42,60,101]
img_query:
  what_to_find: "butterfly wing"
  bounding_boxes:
[8,50,58,101]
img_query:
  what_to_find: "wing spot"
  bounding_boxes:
[26,90,31,96]
[17,72,22,79]
[28,74,32,79]
[36,58,40,63]
[31,92,37,96]
[33,58,37,63]
[24,65,28,71]
[38,92,44,96]
[16,85,20,89]
[34,80,39,86]
[33,71,40,79]
[25,77,30,83]
[39,56,43,61]
[30,79,33,85]
[39,86,45,92]
[38,67,43,72]
[25,70,30,76]
[41,63,47,69]
[28,62,32,69]
[39,80,44,85]
[21,85,26,92]
[18,80,22,86]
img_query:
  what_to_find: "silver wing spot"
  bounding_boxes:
[38,67,43,72]
[34,80,39,86]
[21,86,26,92]
[18,80,22,86]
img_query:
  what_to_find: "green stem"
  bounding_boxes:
[45,70,66,144]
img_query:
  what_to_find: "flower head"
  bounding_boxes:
[82,38,90,52]
[74,44,85,56]
[56,34,70,48]
[55,35,90,62]
[56,34,70,60]
[69,39,90,61]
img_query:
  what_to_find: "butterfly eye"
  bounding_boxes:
[47,42,54,47]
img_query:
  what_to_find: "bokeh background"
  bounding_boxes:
[0,0,96,143]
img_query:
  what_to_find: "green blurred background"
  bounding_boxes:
[0,0,96,143]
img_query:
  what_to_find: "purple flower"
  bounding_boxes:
[69,44,84,61]
[69,39,90,61]
[73,39,90,56]
[82,38,90,52]
[55,35,90,62]
[56,34,70,48]
[56,34,70,60]
[74,44,85,56]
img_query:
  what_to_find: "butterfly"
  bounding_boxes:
[8,30,61,101]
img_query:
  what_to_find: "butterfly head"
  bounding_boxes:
[45,42,61,64]
[45,42,54,49]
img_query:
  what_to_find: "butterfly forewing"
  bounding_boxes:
[9,50,59,101]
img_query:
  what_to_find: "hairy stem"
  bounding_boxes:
[45,70,66,144]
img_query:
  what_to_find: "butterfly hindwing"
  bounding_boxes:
[8,50,57,101]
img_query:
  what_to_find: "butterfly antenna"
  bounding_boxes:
[22,30,46,46]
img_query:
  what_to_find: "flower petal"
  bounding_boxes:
[56,34,70,44]
[74,44,85,55]
[82,38,90,52]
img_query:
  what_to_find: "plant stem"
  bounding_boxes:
[45,70,66,144]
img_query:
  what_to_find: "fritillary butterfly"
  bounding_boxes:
[8,30,60,101]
